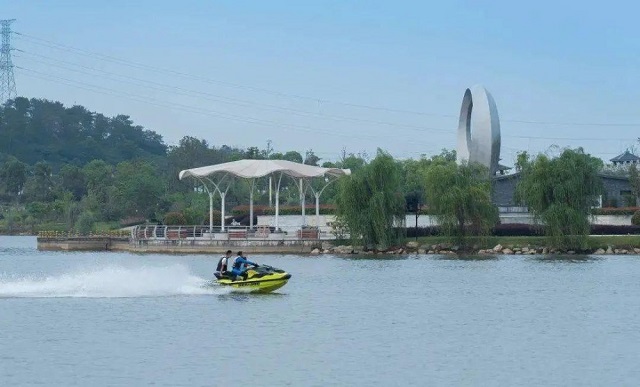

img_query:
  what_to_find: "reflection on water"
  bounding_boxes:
[2,237,640,386]
[433,254,501,261]
[529,254,603,264]
[217,292,288,302]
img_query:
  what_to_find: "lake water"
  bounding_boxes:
[1,236,639,386]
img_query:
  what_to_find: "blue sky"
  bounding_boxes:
[4,0,640,165]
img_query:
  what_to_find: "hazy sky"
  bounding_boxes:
[4,0,640,165]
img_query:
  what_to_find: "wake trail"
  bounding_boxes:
[0,264,230,298]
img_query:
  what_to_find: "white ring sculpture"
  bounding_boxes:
[456,85,501,175]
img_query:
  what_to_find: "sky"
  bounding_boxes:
[3,0,640,165]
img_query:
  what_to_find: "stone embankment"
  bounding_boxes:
[320,241,640,255]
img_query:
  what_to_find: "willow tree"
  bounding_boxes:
[423,161,498,243]
[515,148,602,249]
[336,150,405,250]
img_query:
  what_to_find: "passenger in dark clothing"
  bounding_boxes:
[215,250,233,276]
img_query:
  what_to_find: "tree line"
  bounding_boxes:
[0,98,626,251]
[0,98,365,233]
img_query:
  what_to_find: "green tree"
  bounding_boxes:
[336,150,405,250]
[83,160,113,218]
[515,148,603,249]
[628,164,640,205]
[112,161,165,219]
[282,151,303,163]
[424,161,498,242]
[23,161,55,202]
[304,149,321,166]
[60,164,87,200]
[0,156,27,197]
[75,211,96,234]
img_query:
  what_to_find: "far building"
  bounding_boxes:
[610,150,640,167]
[454,86,633,210]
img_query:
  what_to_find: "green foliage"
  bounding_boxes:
[423,161,498,242]
[280,151,303,163]
[304,149,321,166]
[23,161,55,202]
[623,194,637,207]
[336,150,405,250]
[112,161,166,219]
[0,98,166,169]
[516,148,602,249]
[0,156,27,197]
[632,211,640,226]
[60,165,87,200]
[629,164,640,200]
[163,211,187,225]
[592,207,640,215]
[75,211,96,234]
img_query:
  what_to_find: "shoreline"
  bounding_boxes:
[31,235,640,256]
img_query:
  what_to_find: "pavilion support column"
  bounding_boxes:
[274,173,283,231]
[269,176,273,207]
[315,193,320,230]
[275,190,280,230]
[208,192,214,233]
[249,180,254,230]
[220,192,226,232]
[300,178,306,226]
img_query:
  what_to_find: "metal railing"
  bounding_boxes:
[131,225,336,241]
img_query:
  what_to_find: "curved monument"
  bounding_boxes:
[456,85,501,175]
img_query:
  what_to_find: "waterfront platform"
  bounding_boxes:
[37,225,331,254]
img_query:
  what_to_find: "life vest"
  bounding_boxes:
[216,257,228,272]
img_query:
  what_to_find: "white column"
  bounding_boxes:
[275,189,280,230]
[249,187,254,230]
[209,192,214,233]
[300,178,306,226]
[274,173,283,231]
[269,176,273,207]
[220,192,226,232]
[315,193,320,230]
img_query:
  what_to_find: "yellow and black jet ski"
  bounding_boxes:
[214,265,291,293]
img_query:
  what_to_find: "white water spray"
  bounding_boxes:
[0,264,227,298]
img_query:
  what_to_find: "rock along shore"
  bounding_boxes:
[318,241,640,256]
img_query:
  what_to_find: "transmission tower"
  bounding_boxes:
[0,19,17,102]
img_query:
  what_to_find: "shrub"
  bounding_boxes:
[183,207,205,225]
[202,210,222,225]
[75,211,96,235]
[632,211,640,226]
[624,195,637,207]
[163,211,187,225]
[119,216,146,227]
[592,207,639,216]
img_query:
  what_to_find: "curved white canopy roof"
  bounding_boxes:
[179,159,351,180]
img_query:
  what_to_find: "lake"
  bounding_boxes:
[1,236,639,386]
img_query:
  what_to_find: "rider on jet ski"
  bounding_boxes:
[230,251,259,281]
[215,250,233,276]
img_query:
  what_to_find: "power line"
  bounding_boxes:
[16,66,435,143]
[13,62,640,146]
[14,49,449,132]
[17,51,640,144]
[15,31,640,128]
[0,19,17,102]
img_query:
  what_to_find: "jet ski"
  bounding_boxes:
[214,265,291,293]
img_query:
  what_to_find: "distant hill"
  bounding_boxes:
[0,97,167,169]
